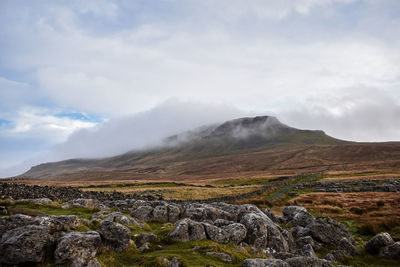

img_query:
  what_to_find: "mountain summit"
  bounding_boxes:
[19,115,346,180]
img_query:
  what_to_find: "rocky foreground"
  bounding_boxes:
[0,186,399,266]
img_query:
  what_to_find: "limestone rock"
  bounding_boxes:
[243,258,289,267]
[0,214,34,237]
[138,241,150,252]
[206,252,232,262]
[282,206,307,222]
[97,221,131,252]
[285,256,334,267]
[293,211,315,227]
[308,217,354,246]
[298,244,317,258]
[0,225,52,265]
[69,198,100,209]
[168,218,206,242]
[203,223,230,243]
[131,206,154,221]
[222,223,247,245]
[379,241,400,259]
[104,211,144,227]
[54,231,101,264]
[136,233,158,246]
[0,206,7,215]
[365,232,394,254]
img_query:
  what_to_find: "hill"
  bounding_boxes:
[16,116,400,181]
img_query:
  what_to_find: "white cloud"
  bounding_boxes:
[279,87,400,141]
[0,107,97,142]
[50,99,247,159]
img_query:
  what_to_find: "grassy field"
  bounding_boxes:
[2,170,400,266]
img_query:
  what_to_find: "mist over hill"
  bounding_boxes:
[17,115,349,180]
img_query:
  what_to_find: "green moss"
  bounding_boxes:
[96,239,260,267]
[340,253,400,267]
[6,202,98,220]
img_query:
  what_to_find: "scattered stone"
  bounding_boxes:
[136,233,158,246]
[0,206,7,215]
[131,206,154,221]
[202,223,230,244]
[222,223,247,245]
[206,252,232,262]
[54,231,101,265]
[97,221,131,252]
[365,232,395,254]
[168,218,206,242]
[263,208,277,222]
[243,258,289,267]
[91,210,110,220]
[282,206,307,222]
[71,258,101,267]
[61,204,70,209]
[338,237,360,256]
[308,217,354,246]
[293,211,315,227]
[0,225,52,265]
[298,244,317,258]
[69,198,100,209]
[138,241,150,252]
[379,241,400,259]
[324,250,350,262]
[104,211,144,227]
[34,198,53,205]
[214,218,234,227]
[0,214,34,236]
[285,256,334,267]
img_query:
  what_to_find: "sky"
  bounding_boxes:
[1,0,400,177]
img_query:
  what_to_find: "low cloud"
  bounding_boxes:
[279,87,400,142]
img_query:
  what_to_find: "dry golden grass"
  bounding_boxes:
[80,185,260,200]
[322,170,400,181]
[288,192,400,237]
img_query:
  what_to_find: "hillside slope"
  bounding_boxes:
[17,116,400,181]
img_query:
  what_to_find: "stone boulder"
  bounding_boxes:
[136,233,158,246]
[206,252,232,262]
[337,237,360,256]
[97,221,131,252]
[0,225,52,265]
[202,223,230,244]
[282,206,307,222]
[214,219,234,227]
[131,206,154,221]
[240,212,289,252]
[243,258,289,267]
[168,218,206,242]
[297,244,316,258]
[263,208,278,223]
[69,198,100,209]
[324,250,350,263]
[308,217,354,246]
[104,211,144,227]
[285,256,334,267]
[0,206,7,215]
[34,198,53,205]
[184,203,236,222]
[295,236,320,251]
[31,215,81,234]
[293,211,315,227]
[222,223,247,245]
[0,214,34,237]
[54,231,101,265]
[379,241,400,259]
[70,258,101,267]
[365,232,395,254]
